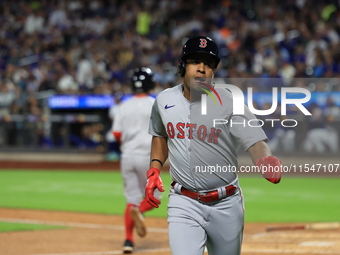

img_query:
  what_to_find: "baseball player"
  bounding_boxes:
[145,36,282,255]
[113,68,158,254]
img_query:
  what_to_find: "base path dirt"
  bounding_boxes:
[0,208,339,255]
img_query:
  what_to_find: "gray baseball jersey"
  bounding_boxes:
[149,83,268,255]
[114,95,154,157]
[113,95,155,205]
[149,84,268,192]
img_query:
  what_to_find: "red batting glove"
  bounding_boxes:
[256,156,282,184]
[145,167,165,208]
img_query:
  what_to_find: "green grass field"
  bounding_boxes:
[0,170,339,232]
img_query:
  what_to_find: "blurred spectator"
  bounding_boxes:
[136,7,151,36]
[280,61,296,86]
[69,124,102,150]
[266,106,297,154]
[109,63,125,84]
[48,3,69,28]
[0,80,16,145]
[76,53,93,91]
[25,96,42,115]
[92,52,108,80]
[24,9,44,34]
[324,97,340,152]
[303,102,338,153]
[324,97,340,119]
[0,80,17,116]
[57,69,79,94]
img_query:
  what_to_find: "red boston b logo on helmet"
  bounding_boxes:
[199,38,207,48]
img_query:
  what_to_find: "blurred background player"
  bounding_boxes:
[112,67,158,253]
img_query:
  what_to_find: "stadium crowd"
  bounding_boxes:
[0,0,340,153]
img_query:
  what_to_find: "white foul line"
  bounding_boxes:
[28,247,340,255]
[242,248,340,254]
[0,217,168,233]
[29,248,171,255]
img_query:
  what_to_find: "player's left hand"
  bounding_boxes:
[256,156,282,184]
[145,167,165,208]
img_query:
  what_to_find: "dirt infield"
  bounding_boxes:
[0,208,339,255]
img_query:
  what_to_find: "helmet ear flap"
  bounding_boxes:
[178,59,186,77]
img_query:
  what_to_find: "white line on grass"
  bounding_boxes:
[0,218,168,233]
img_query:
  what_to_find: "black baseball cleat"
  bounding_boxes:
[123,239,134,254]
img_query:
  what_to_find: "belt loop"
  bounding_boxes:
[217,187,227,199]
[174,182,183,195]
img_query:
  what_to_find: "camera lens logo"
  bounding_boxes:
[197,81,222,106]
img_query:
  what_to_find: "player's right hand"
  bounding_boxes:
[256,156,282,184]
[145,167,165,208]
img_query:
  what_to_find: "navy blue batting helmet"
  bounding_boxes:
[131,67,155,93]
[178,36,220,77]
